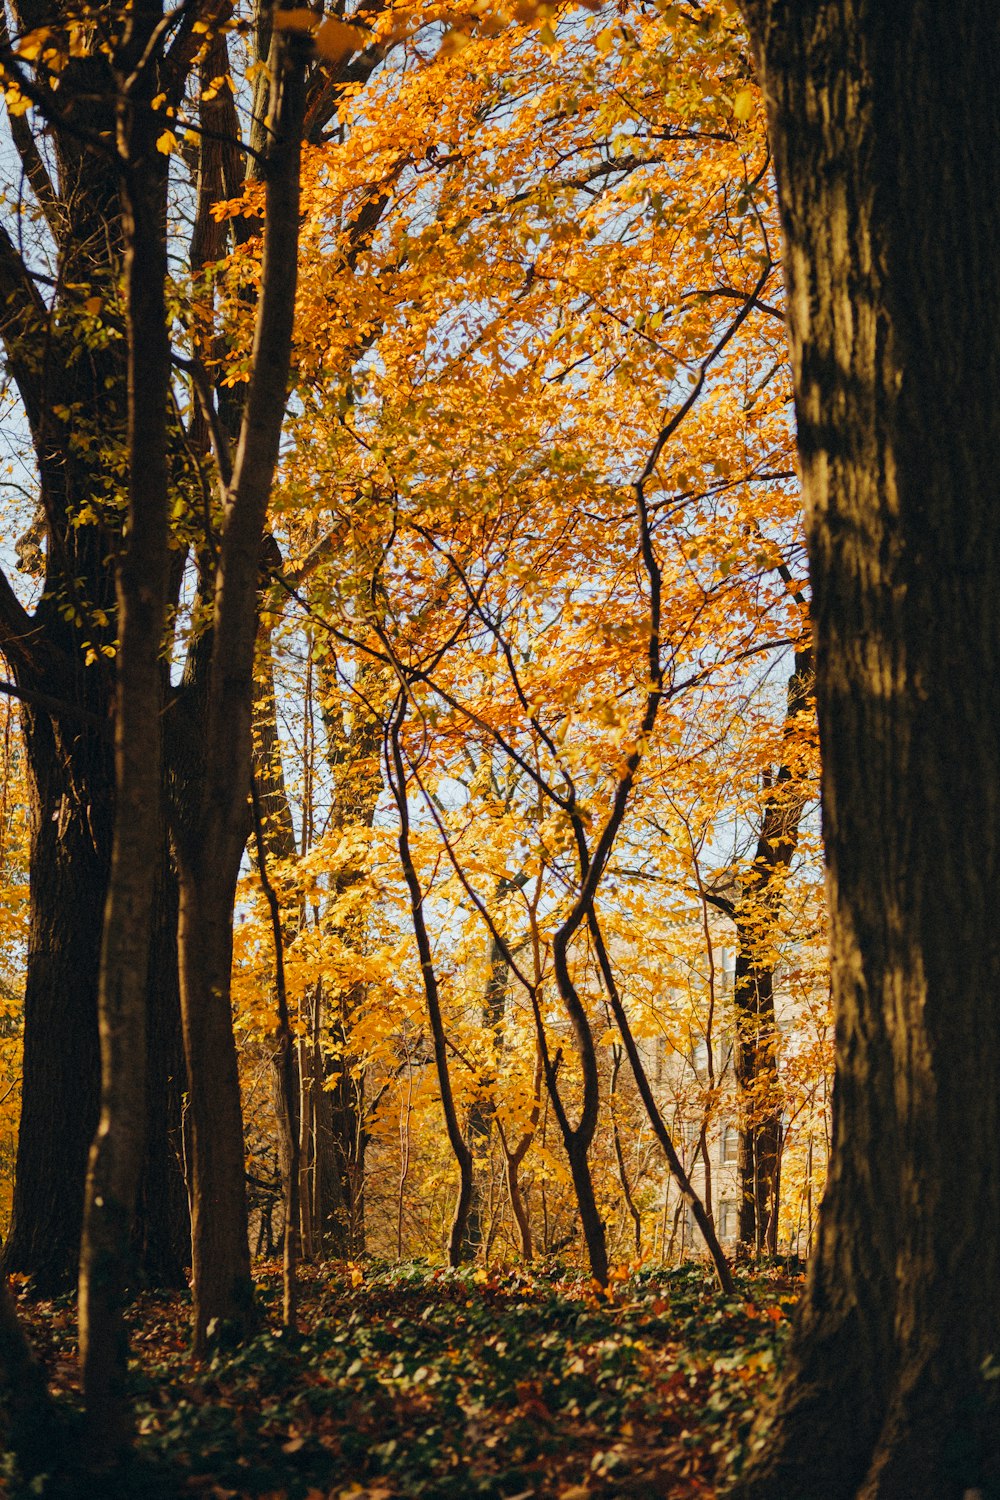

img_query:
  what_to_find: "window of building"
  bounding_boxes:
[719,1199,738,1239]
[720,1124,739,1165]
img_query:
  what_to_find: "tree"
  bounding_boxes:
[264,0,804,1281]
[0,0,192,1293]
[168,4,310,1354]
[705,644,813,1254]
[77,0,174,1459]
[731,4,1000,1497]
[0,0,404,1344]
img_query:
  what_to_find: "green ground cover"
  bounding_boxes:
[10,1262,798,1498]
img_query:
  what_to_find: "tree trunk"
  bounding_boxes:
[320,996,367,1256]
[79,37,172,1453]
[586,910,734,1292]
[172,21,307,1352]
[458,935,508,1263]
[253,631,371,1261]
[387,689,475,1266]
[0,21,122,1301]
[2,709,109,1294]
[135,840,190,1287]
[546,932,608,1285]
[316,645,388,1257]
[730,650,811,1253]
[0,1276,61,1483]
[732,4,1000,1496]
[3,699,187,1296]
[497,1043,544,1262]
[252,627,310,1264]
[251,779,299,1328]
[610,1048,642,1257]
[0,15,187,1298]
[732,940,782,1253]
[176,869,256,1351]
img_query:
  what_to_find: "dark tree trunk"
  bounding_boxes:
[252,627,309,1262]
[387,689,474,1267]
[315,646,387,1257]
[497,1043,543,1262]
[610,1048,642,1257]
[79,44,174,1449]
[171,23,307,1351]
[2,706,188,1294]
[135,840,190,1287]
[0,35,122,1299]
[2,710,109,1294]
[0,11,188,1298]
[253,634,371,1261]
[731,650,810,1254]
[0,1276,61,1483]
[732,4,1000,1497]
[320,996,367,1257]
[250,780,300,1328]
[458,936,508,1263]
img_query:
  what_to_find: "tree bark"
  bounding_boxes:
[3,687,187,1298]
[135,840,190,1287]
[458,933,508,1263]
[3,707,109,1294]
[252,625,308,1264]
[253,627,375,1259]
[79,6,173,1453]
[250,778,299,1328]
[731,4,1000,1496]
[0,1276,62,1483]
[172,18,307,1353]
[610,1048,642,1257]
[496,1043,543,1262]
[315,641,388,1256]
[0,9,188,1297]
[586,907,733,1293]
[729,650,811,1252]
[387,689,475,1267]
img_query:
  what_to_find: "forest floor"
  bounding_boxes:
[9,1260,799,1499]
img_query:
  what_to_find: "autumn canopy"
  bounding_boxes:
[0,2,995,1498]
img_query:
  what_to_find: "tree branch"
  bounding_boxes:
[0,678,109,732]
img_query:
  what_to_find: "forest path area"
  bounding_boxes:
[10,1263,795,1499]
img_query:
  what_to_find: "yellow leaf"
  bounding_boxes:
[733,88,754,122]
[84,296,102,316]
[156,129,178,155]
[314,16,364,62]
[440,26,473,54]
[4,84,30,118]
[594,25,614,53]
[272,7,317,32]
[15,29,50,62]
